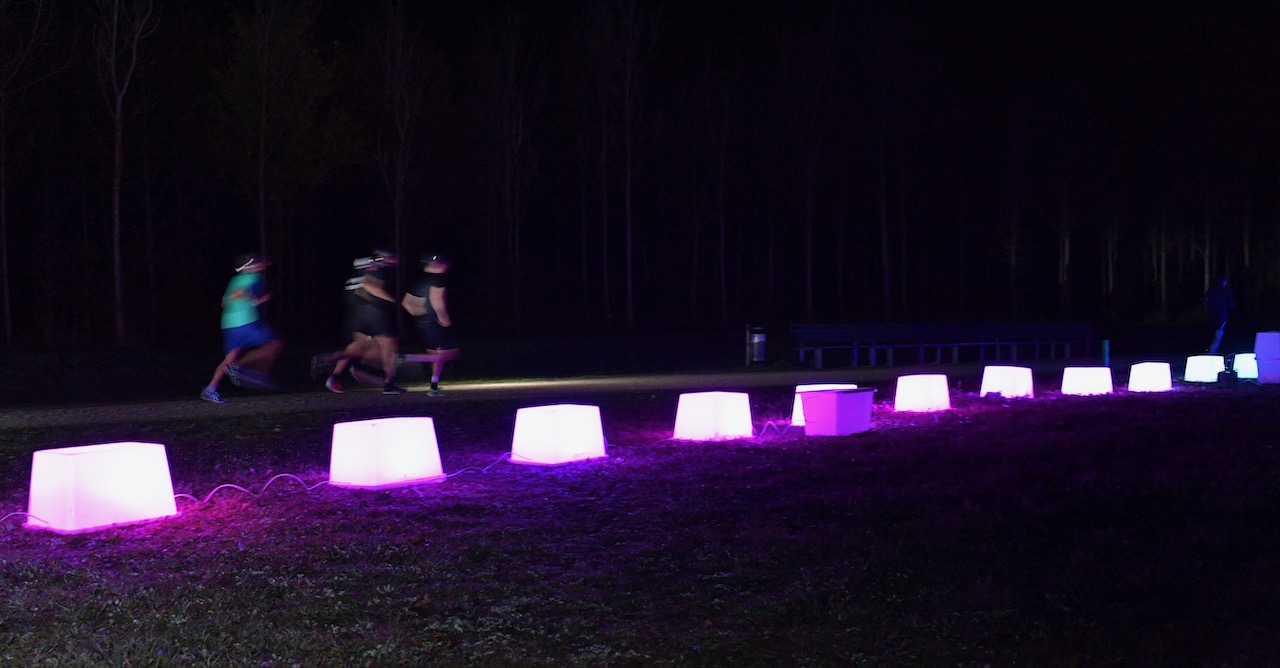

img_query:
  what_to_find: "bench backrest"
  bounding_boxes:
[789,322,1094,345]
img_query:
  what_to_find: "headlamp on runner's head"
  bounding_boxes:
[235,255,271,273]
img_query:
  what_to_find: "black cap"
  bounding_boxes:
[421,253,449,266]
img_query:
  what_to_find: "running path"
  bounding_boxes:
[0,368,892,429]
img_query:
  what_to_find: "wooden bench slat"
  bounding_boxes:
[789,323,1095,369]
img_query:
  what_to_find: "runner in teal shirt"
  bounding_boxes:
[201,255,283,403]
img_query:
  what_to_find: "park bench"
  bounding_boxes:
[789,322,1097,369]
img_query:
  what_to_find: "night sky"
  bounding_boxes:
[1,1,1278,350]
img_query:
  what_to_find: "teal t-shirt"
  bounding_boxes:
[220,272,264,329]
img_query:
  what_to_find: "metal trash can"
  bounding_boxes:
[746,326,767,365]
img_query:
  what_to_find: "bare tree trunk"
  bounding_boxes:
[0,102,8,347]
[2,0,55,348]
[766,223,776,323]
[111,109,125,342]
[93,0,157,345]
[835,212,845,320]
[803,158,814,320]
[141,130,156,342]
[1202,213,1212,292]
[1105,220,1118,319]
[688,209,699,325]
[715,150,727,324]
[878,147,891,320]
[477,7,541,332]
[897,172,907,313]
[579,179,589,305]
[1058,223,1071,319]
[1006,208,1020,319]
[1242,211,1251,267]
[1159,220,1168,316]
[598,103,610,322]
[374,0,428,333]
[1056,201,1073,319]
[623,135,634,329]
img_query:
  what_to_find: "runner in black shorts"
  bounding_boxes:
[317,250,406,395]
[401,253,460,396]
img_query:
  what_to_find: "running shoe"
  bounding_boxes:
[382,382,407,395]
[200,387,225,404]
[226,363,244,387]
[427,388,445,397]
[325,376,345,394]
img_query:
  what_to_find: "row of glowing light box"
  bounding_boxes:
[18,352,1270,535]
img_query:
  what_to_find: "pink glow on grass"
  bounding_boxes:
[26,442,178,534]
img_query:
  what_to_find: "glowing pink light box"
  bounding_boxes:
[1060,367,1113,396]
[1127,362,1172,393]
[790,383,859,426]
[979,365,1034,399]
[329,417,445,489]
[673,391,753,440]
[894,374,950,412]
[510,404,607,466]
[800,388,875,436]
[26,441,178,534]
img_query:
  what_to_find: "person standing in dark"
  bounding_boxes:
[1203,275,1235,354]
[402,253,460,396]
[201,254,283,403]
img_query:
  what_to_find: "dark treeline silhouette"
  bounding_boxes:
[1,0,1278,350]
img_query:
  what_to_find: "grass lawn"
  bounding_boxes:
[1,368,1279,666]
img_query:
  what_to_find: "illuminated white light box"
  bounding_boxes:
[800,388,875,436]
[1183,355,1225,383]
[672,391,754,440]
[1256,332,1280,384]
[26,442,178,534]
[510,404,607,466]
[1060,367,1113,396]
[329,417,445,489]
[1127,362,1172,393]
[790,383,860,426]
[894,374,950,412]
[979,365,1034,399]
[1234,353,1258,380]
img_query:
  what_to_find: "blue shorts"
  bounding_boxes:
[222,321,276,354]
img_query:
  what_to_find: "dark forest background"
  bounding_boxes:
[1,0,1279,351]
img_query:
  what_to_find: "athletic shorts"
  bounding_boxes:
[414,318,458,351]
[344,298,396,338]
[222,320,276,354]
